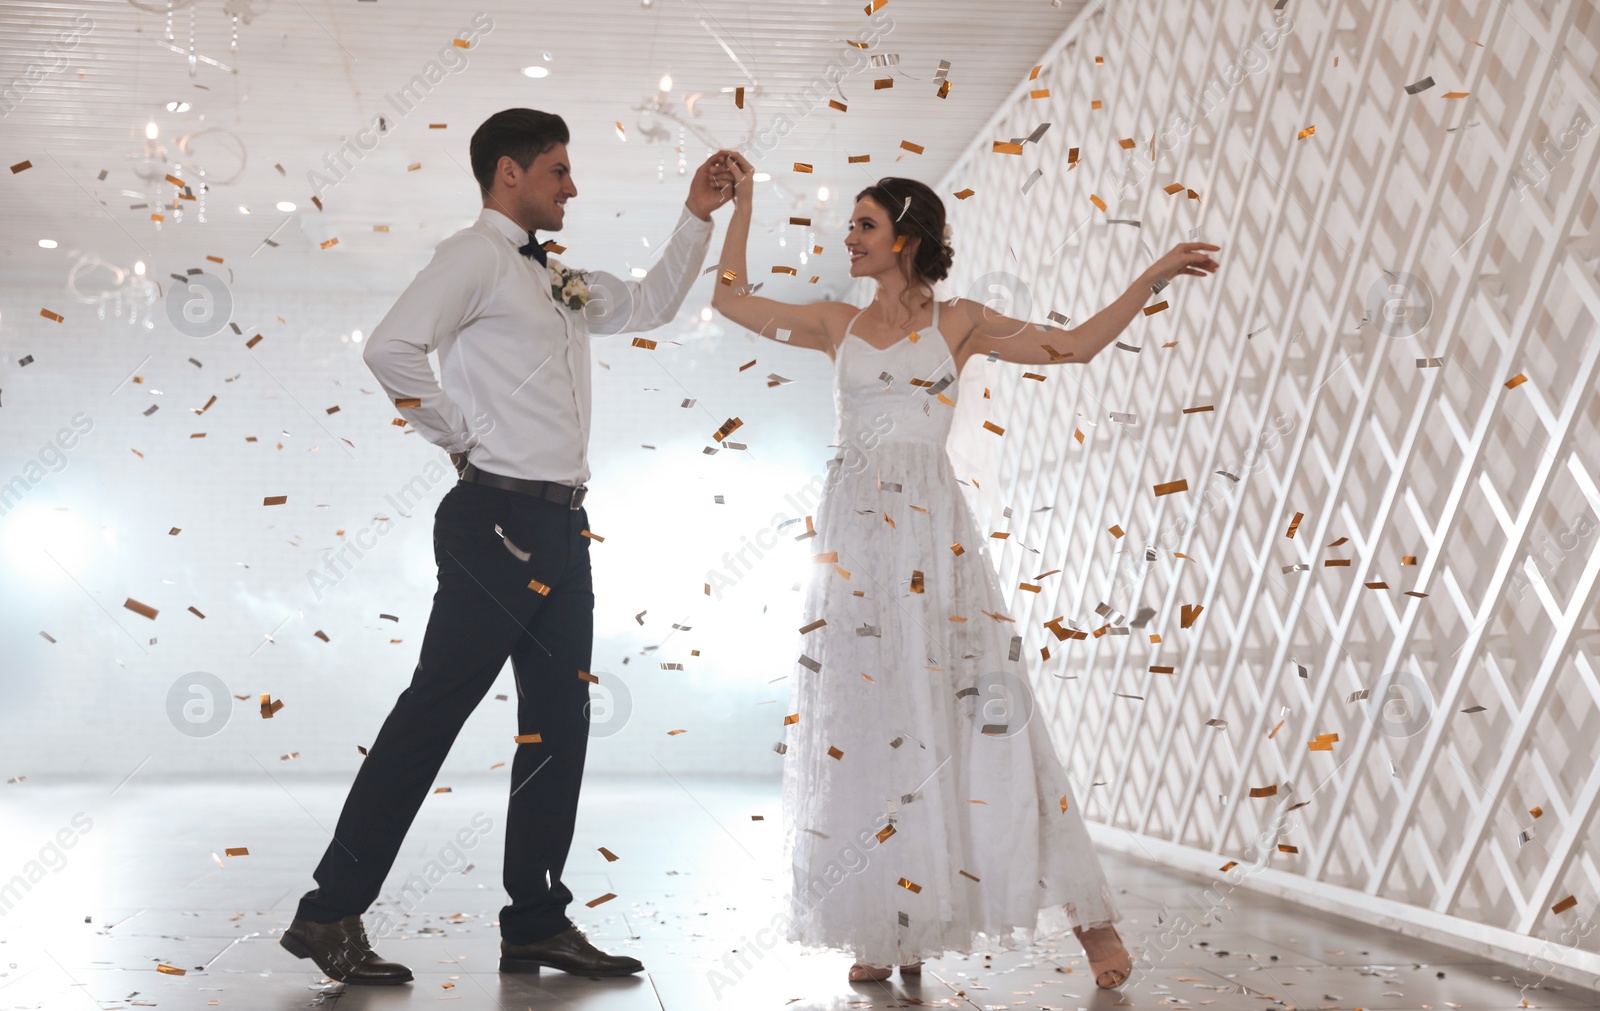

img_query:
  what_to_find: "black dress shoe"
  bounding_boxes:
[279,914,413,985]
[500,925,643,977]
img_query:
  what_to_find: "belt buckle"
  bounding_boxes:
[570,486,587,510]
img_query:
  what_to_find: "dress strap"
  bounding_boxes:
[931,297,941,331]
[845,305,869,339]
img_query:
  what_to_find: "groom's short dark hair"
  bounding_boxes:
[470,109,570,196]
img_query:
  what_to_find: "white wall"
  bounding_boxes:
[0,273,852,782]
[939,0,1600,986]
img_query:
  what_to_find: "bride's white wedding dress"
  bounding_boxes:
[781,299,1121,966]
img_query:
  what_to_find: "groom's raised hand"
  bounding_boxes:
[686,150,741,221]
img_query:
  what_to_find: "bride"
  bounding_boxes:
[711,153,1219,987]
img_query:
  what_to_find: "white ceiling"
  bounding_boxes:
[1,0,1085,302]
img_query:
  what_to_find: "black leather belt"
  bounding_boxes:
[460,463,586,510]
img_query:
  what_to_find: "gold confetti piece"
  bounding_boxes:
[1308,739,1333,752]
[1089,193,1107,211]
[1530,805,1544,818]
[586,892,617,907]
[1279,844,1300,853]
[1021,372,1046,382]
[909,570,925,593]
[799,619,826,634]
[40,308,64,323]
[452,38,470,48]
[1019,583,1041,593]
[1074,429,1084,444]
[1505,372,1528,389]
[1443,90,1470,99]
[982,420,1005,435]
[992,141,1024,155]
[262,494,289,507]
[1030,88,1050,99]
[950,542,965,556]
[1163,182,1186,195]
[848,153,870,163]
[428,123,447,129]
[156,964,187,976]
[11,159,33,173]
[813,551,839,563]
[1552,895,1577,914]
[225,847,250,856]
[1365,580,1389,589]
[259,695,284,718]
[1060,795,1069,812]
[407,162,422,172]
[246,333,263,348]
[578,670,600,684]
[514,733,543,744]
[1461,705,1487,714]
[772,265,798,275]
[310,195,324,212]
[528,579,552,595]
[1108,524,1124,538]
[1403,590,1429,598]
[827,99,848,113]
[1401,554,1417,565]
[1182,405,1214,414]
[632,337,658,350]
[1286,512,1303,538]
[1153,479,1188,496]
[712,416,743,442]
[794,162,813,173]
[320,238,339,249]
[827,745,844,760]
[1142,300,1169,315]
[1249,784,1278,798]
[1219,860,1238,871]
[1297,125,1316,139]
[900,140,924,154]
[784,713,800,725]
[1268,719,1285,738]
[734,86,745,108]
[873,77,894,89]
[1329,536,1349,546]
[123,598,159,620]
[1181,604,1203,628]
[892,234,906,253]
[1150,665,1175,674]
[396,397,422,408]
[1326,558,1351,567]
[206,255,224,264]
[666,728,687,735]
[789,216,812,226]
[897,877,922,893]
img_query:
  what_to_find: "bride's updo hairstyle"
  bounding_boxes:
[855,177,953,310]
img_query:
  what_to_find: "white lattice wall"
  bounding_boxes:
[938,0,1600,983]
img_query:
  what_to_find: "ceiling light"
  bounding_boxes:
[630,267,648,278]
[38,239,57,249]
[700,306,712,321]
[817,186,830,201]
[144,121,159,140]
[276,201,296,212]
[165,101,190,113]
[521,66,550,79]
[659,73,673,92]
[352,329,363,343]
[134,261,146,275]
[753,172,771,182]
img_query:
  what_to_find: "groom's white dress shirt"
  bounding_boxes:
[363,204,713,485]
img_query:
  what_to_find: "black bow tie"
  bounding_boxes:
[518,232,548,267]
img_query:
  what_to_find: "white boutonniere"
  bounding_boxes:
[547,259,593,311]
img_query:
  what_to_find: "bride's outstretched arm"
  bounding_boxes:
[710,152,846,355]
[955,242,1221,366]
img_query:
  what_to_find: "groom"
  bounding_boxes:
[280,108,735,984]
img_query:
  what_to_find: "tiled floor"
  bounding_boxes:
[0,775,1594,1009]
